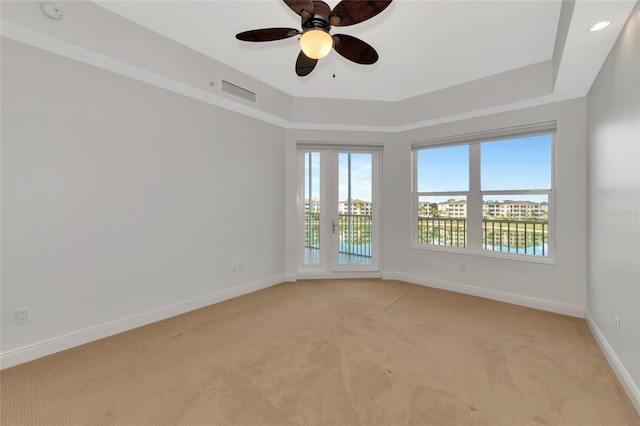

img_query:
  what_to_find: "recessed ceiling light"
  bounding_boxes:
[590,20,611,32]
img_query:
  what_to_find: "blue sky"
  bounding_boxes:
[304,152,321,201]
[304,152,372,202]
[305,135,551,204]
[417,135,551,202]
[338,153,371,201]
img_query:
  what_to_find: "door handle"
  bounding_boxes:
[332,220,337,234]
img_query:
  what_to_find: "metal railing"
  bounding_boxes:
[306,214,548,258]
[305,212,320,249]
[338,213,372,257]
[417,217,549,256]
[418,217,467,247]
[482,219,548,256]
[304,212,372,257]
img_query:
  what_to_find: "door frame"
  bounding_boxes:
[296,146,382,278]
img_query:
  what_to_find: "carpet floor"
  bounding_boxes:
[1,279,639,425]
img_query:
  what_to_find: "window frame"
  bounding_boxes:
[412,123,556,263]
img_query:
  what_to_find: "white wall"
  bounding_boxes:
[1,0,295,124]
[291,61,552,128]
[586,2,640,412]
[281,98,588,316]
[383,98,587,315]
[1,39,286,366]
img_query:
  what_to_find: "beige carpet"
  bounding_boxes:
[1,279,638,426]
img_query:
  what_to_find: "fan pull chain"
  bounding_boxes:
[332,54,336,78]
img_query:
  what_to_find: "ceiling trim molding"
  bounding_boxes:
[552,0,576,87]
[1,20,581,134]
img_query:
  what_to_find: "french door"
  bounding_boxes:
[297,147,380,275]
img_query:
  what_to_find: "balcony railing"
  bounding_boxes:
[338,213,372,257]
[305,213,548,258]
[418,217,467,247]
[418,217,549,256]
[305,212,320,249]
[304,212,372,258]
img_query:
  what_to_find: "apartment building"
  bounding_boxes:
[338,199,373,215]
[483,200,549,220]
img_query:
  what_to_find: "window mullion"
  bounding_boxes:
[468,144,482,251]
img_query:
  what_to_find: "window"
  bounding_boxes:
[413,124,555,260]
[416,145,469,248]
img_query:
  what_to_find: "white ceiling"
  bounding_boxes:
[2,0,633,108]
[89,0,635,103]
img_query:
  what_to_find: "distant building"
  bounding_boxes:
[483,200,548,220]
[339,199,372,215]
[305,198,320,213]
[417,199,548,220]
[438,199,467,218]
[305,198,375,216]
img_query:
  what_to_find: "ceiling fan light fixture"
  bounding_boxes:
[300,29,333,59]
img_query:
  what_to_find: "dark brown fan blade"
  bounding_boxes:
[312,1,331,20]
[333,34,378,64]
[283,0,314,16]
[296,51,318,76]
[329,0,392,26]
[236,28,300,42]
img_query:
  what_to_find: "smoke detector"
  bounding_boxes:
[40,2,62,20]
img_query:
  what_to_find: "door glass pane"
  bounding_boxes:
[304,152,320,265]
[338,153,372,265]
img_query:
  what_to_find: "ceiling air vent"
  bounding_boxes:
[221,80,256,103]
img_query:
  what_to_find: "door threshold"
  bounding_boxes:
[295,271,382,280]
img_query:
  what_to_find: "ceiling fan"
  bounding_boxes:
[235,0,393,77]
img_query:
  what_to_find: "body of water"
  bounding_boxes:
[336,242,548,257]
[338,241,371,257]
[484,243,549,256]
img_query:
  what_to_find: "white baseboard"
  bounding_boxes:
[585,310,640,416]
[296,271,382,280]
[284,273,297,282]
[382,271,585,318]
[0,275,285,370]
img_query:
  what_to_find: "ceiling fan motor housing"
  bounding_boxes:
[301,2,332,32]
[302,17,331,32]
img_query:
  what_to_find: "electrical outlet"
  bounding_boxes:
[238,264,244,274]
[615,317,621,335]
[16,308,30,324]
